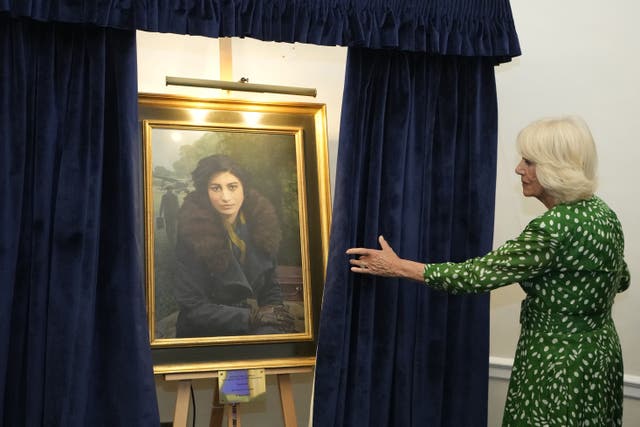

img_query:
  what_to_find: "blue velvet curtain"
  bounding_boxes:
[0,14,158,426]
[313,48,499,426]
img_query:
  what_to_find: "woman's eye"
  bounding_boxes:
[228,184,238,191]
[209,185,221,192]
[523,158,532,166]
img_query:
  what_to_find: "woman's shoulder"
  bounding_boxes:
[523,197,592,233]
[550,196,618,220]
[528,196,621,238]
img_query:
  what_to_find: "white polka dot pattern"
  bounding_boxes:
[424,196,629,426]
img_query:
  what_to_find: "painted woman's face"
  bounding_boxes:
[207,171,244,224]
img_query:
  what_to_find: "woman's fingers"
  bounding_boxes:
[346,237,394,275]
[347,236,391,255]
[378,236,398,257]
[349,258,372,274]
[346,237,406,278]
[346,248,365,255]
[378,235,390,250]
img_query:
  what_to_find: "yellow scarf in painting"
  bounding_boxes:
[224,212,246,264]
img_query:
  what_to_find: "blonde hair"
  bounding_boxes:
[517,116,598,203]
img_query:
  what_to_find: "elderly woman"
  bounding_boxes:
[347,116,630,426]
[174,154,295,338]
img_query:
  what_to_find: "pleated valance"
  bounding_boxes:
[0,0,520,61]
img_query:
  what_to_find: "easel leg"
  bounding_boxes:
[225,403,241,427]
[173,380,192,427]
[209,378,224,427]
[277,374,297,427]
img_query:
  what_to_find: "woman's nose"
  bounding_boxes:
[514,159,525,175]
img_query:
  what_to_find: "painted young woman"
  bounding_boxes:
[174,154,295,337]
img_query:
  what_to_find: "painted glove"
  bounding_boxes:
[251,304,296,333]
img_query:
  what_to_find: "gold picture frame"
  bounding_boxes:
[139,93,331,372]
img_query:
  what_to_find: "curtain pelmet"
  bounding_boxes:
[0,0,520,61]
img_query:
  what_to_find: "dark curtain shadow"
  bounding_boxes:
[313,48,498,427]
[0,16,159,426]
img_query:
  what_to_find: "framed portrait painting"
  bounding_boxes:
[139,93,331,373]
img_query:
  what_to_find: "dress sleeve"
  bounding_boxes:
[423,214,561,294]
[618,260,630,293]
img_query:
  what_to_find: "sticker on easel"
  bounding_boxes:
[219,369,266,403]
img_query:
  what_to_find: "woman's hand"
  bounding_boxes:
[346,235,427,282]
[346,235,400,276]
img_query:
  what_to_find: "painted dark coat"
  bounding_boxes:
[174,188,283,337]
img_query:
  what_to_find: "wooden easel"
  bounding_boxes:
[165,366,312,427]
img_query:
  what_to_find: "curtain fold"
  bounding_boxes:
[0,15,159,426]
[0,1,521,60]
[313,48,498,426]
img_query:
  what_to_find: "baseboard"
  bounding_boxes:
[489,356,640,400]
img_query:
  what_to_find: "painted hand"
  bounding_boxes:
[251,304,296,333]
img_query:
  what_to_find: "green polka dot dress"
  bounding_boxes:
[424,196,630,426]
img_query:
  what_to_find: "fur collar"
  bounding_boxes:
[177,189,281,274]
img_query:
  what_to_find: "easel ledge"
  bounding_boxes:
[156,356,316,376]
[160,358,315,427]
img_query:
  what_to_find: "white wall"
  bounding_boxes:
[138,0,640,423]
